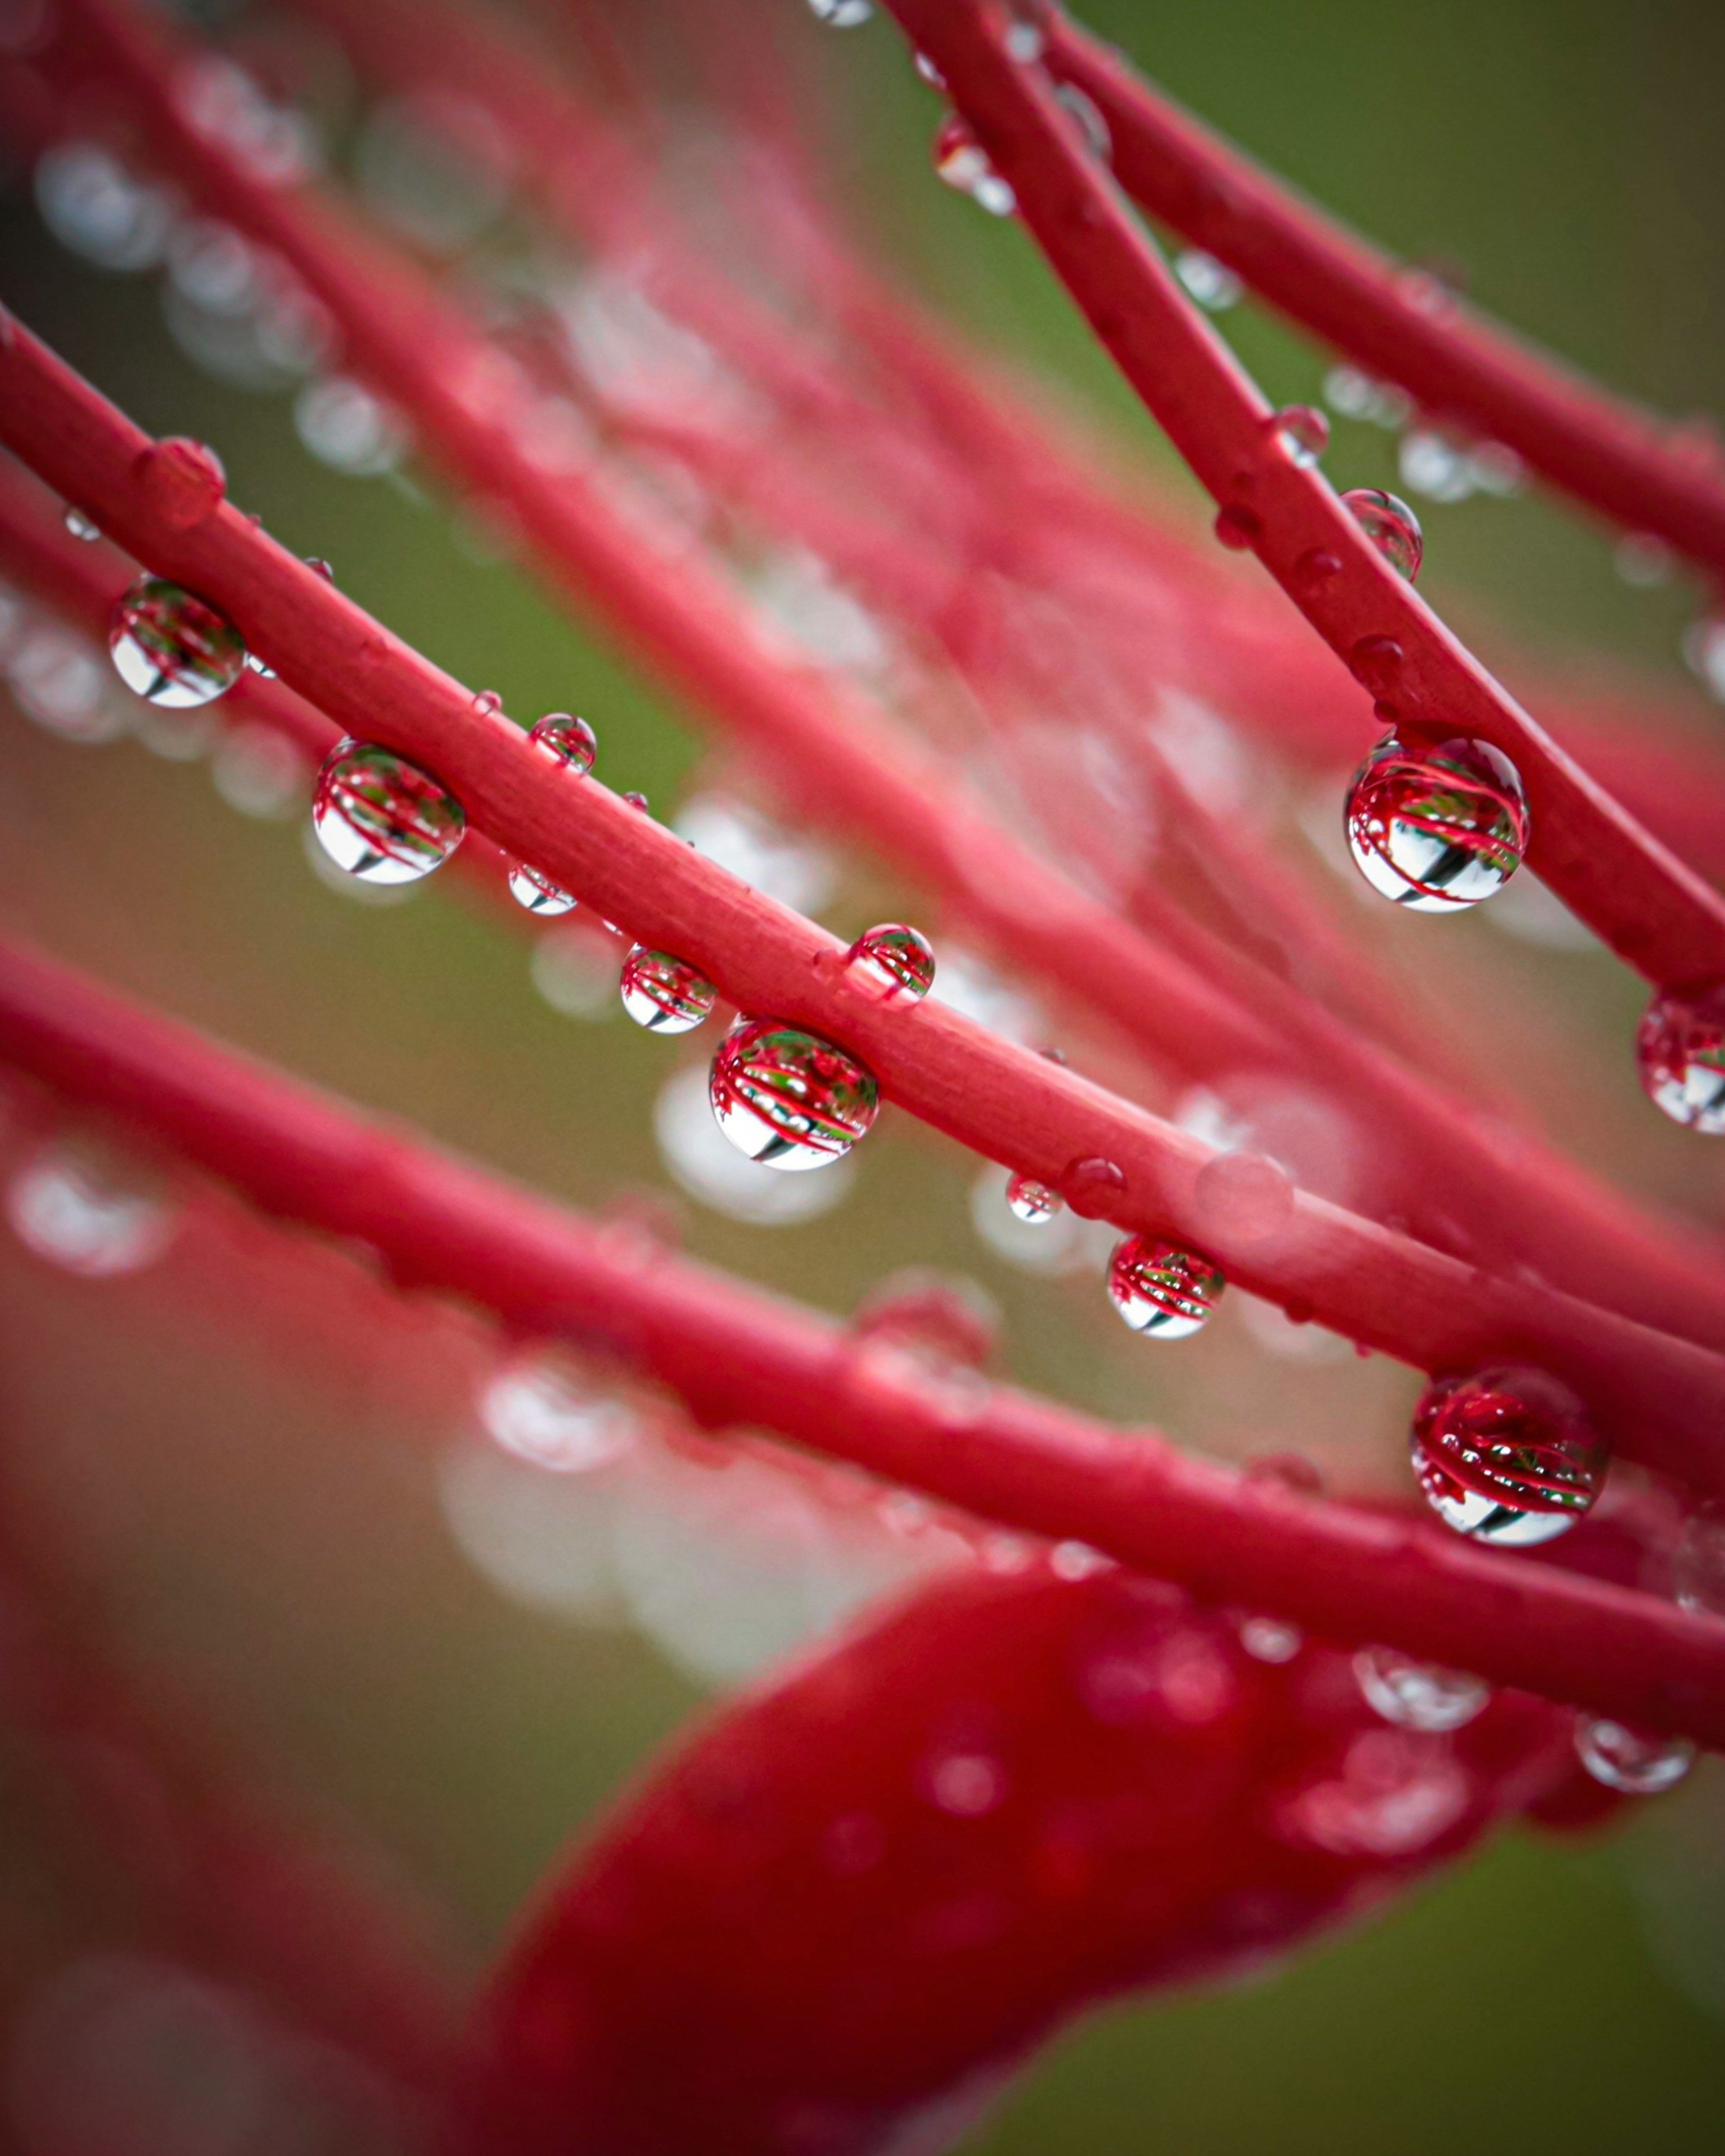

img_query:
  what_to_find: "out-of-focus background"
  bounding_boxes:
[0,0,1724,2148]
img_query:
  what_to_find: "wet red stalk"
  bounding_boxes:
[1,930,1721,1743]
[882,0,1725,993]
[8,321,1725,1490]
[1043,9,1725,584]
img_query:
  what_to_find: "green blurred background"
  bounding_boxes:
[1,0,1723,2148]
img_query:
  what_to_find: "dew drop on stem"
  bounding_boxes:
[1345,733,1528,912]
[528,711,598,775]
[710,1020,878,1171]
[1575,1717,1694,1795]
[620,948,717,1034]
[933,115,1016,217]
[108,577,246,708]
[847,924,936,1001]
[1106,1235,1225,1340]
[1636,985,1725,1131]
[1342,487,1424,581]
[508,862,578,917]
[1354,1646,1489,1732]
[1005,1174,1062,1225]
[311,738,465,884]
[1409,1366,1607,1546]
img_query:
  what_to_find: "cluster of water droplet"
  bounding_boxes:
[1409,1366,1608,1546]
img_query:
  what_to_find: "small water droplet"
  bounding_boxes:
[63,505,101,542]
[1051,1539,1114,1581]
[7,1142,176,1277]
[1060,1155,1125,1217]
[1345,732,1528,911]
[1192,1149,1294,1243]
[1575,1717,1694,1795]
[1174,249,1241,310]
[623,790,650,813]
[1005,1173,1062,1224]
[1411,1366,1607,1545]
[807,0,873,21]
[914,51,947,88]
[1292,547,1343,593]
[1270,405,1329,468]
[1106,1235,1224,1340]
[1675,1500,1725,1617]
[1238,1614,1302,1663]
[620,947,716,1033]
[527,711,597,775]
[710,1019,878,1171]
[1214,503,1261,551]
[471,688,502,717]
[508,861,578,916]
[311,738,465,883]
[933,114,1016,216]
[245,651,276,680]
[108,576,246,707]
[1346,635,1404,694]
[1053,82,1111,162]
[303,555,334,581]
[134,436,226,527]
[480,1355,634,1473]
[1342,487,1424,580]
[1354,1645,1489,1732]
[1636,985,1725,1131]
[847,923,935,1000]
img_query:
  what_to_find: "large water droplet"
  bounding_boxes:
[1411,1366,1607,1546]
[1006,1173,1062,1225]
[1271,406,1329,469]
[528,710,597,775]
[7,1143,176,1277]
[108,577,246,708]
[807,0,873,21]
[1342,487,1424,580]
[311,738,465,883]
[1345,733,1528,911]
[63,505,101,542]
[1106,1235,1225,1339]
[1636,985,1725,1132]
[710,1019,878,1171]
[508,861,578,916]
[620,947,716,1033]
[1575,1717,1694,1795]
[847,923,935,1000]
[1354,1645,1489,1732]
[1675,1500,1725,1617]
[933,114,1016,216]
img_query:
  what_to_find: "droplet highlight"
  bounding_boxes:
[7,1142,176,1277]
[528,711,597,776]
[847,923,935,1000]
[1345,733,1528,911]
[807,0,873,21]
[620,947,717,1034]
[108,577,246,708]
[1342,487,1424,581]
[1271,405,1329,469]
[1354,1645,1489,1732]
[933,114,1016,216]
[1106,1235,1225,1340]
[63,505,101,542]
[1410,1366,1608,1546]
[1575,1717,1694,1796]
[710,1019,878,1171]
[311,738,465,884]
[1636,985,1725,1132]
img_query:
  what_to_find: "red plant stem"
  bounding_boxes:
[6,318,1725,1481]
[1044,9,1725,585]
[0,931,1720,1743]
[881,0,1725,994]
[25,9,1725,1360]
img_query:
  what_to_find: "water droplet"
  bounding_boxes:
[108,577,246,708]
[479,1356,634,1473]
[620,947,716,1033]
[1004,18,1045,61]
[63,505,101,542]
[1271,406,1329,468]
[710,1019,878,1171]
[1061,1155,1126,1217]
[847,923,935,1000]
[1053,82,1111,162]
[1051,1539,1114,1580]
[1675,1500,1725,1617]
[35,141,173,272]
[1342,487,1424,580]
[1347,635,1404,694]
[508,861,578,916]
[1345,733,1528,911]
[1354,1645,1489,1732]
[7,1143,176,1277]
[1292,547,1343,594]
[1614,533,1672,588]
[134,437,226,528]
[1682,614,1725,702]
[311,738,465,883]
[1214,503,1261,551]
[933,114,1016,216]
[1411,1366,1607,1546]
[1192,1149,1294,1244]
[245,651,276,680]
[293,375,407,475]
[1575,1717,1694,1796]
[1397,428,1477,504]
[1173,248,1242,310]
[1238,1615,1302,1663]
[623,790,650,813]
[1106,1235,1225,1339]
[471,688,502,717]
[303,555,334,582]
[807,0,872,21]
[1636,985,1725,1132]
[1006,1173,1062,1224]
[527,710,597,775]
